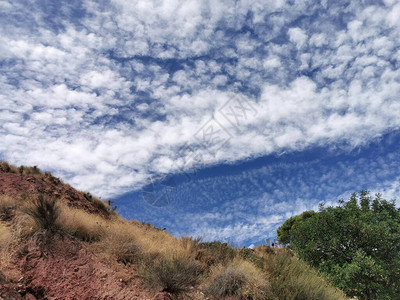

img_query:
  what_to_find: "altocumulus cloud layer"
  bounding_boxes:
[1,0,400,242]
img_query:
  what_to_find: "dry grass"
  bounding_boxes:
[204,258,273,300]
[195,241,237,268]
[0,221,12,250]
[57,204,107,242]
[106,221,193,259]
[0,221,14,272]
[255,246,348,300]
[0,195,16,221]
[0,161,42,176]
[82,192,110,212]
[0,161,18,173]
[94,222,143,265]
[43,203,347,300]
[56,204,195,262]
[140,255,202,296]
[1,195,38,238]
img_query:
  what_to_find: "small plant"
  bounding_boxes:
[141,256,202,295]
[19,165,24,177]
[24,194,60,232]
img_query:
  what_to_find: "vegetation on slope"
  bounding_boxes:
[0,162,348,299]
[277,191,400,300]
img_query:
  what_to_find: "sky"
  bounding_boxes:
[1,0,400,247]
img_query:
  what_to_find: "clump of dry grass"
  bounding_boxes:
[95,223,143,265]
[0,195,16,221]
[140,255,202,296]
[204,258,273,299]
[194,241,237,269]
[54,201,195,262]
[12,213,37,238]
[23,194,60,232]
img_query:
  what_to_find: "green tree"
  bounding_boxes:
[277,210,315,245]
[277,191,400,300]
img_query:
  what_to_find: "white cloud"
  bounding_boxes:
[0,0,399,202]
[288,27,308,49]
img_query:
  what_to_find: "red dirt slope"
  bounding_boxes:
[0,170,109,218]
[0,166,171,300]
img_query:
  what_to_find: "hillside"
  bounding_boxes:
[0,162,348,300]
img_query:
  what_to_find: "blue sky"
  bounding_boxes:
[1,0,400,246]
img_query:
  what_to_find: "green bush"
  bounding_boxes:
[278,192,400,299]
